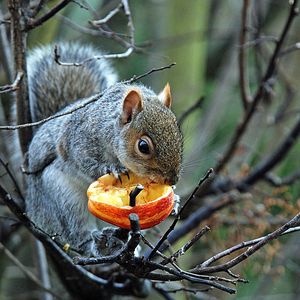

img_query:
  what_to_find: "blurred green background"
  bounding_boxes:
[1,0,300,299]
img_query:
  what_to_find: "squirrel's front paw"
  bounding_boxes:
[90,228,125,257]
[105,165,129,181]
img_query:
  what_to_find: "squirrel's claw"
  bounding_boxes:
[118,175,122,184]
[104,165,129,183]
[124,170,130,180]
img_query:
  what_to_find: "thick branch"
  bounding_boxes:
[8,0,32,153]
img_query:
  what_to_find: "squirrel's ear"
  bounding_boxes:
[121,89,143,124]
[158,83,172,108]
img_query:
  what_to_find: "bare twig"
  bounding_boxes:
[0,156,24,201]
[122,0,134,45]
[8,0,32,153]
[193,212,300,274]
[240,35,278,48]
[127,62,176,83]
[161,226,210,265]
[92,2,123,25]
[0,63,176,131]
[26,0,71,30]
[263,169,300,187]
[0,71,23,94]
[0,92,103,130]
[147,168,213,260]
[200,226,300,268]
[54,44,134,67]
[158,191,243,249]
[239,0,251,110]
[279,42,300,56]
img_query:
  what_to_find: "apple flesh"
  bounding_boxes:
[87,173,174,229]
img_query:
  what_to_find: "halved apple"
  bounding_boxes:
[87,173,174,229]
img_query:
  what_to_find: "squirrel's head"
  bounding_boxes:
[118,84,183,185]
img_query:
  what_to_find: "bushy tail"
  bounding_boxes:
[27,43,118,122]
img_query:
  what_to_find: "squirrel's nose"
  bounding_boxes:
[164,172,179,186]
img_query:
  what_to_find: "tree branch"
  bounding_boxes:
[215,0,299,173]
[239,0,251,110]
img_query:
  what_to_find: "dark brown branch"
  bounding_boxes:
[8,0,32,154]
[26,0,71,30]
[239,0,251,110]
[215,0,299,173]
[0,184,134,296]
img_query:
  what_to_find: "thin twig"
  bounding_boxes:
[0,63,176,130]
[279,42,300,56]
[263,169,300,187]
[193,213,300,274]
[161,226,210,265]
[92,2,123,25]
[0,71,23,94]
[147,168,213,260]
[239,0,251,110]
[127,62,176,83]
[0,156,24,201]
[26,0,71,30]
[199,226,300,268]
[54,44,134,67]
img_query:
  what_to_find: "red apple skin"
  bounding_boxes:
[88,190,174,230]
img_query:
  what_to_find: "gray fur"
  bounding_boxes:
[26,43,183,256]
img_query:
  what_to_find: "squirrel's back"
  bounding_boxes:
[27,43,117,122]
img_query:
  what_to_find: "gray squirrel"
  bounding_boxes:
[25,43,183,256]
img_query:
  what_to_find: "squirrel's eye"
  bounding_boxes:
[138,139,150,154]
[135,135,153,159]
